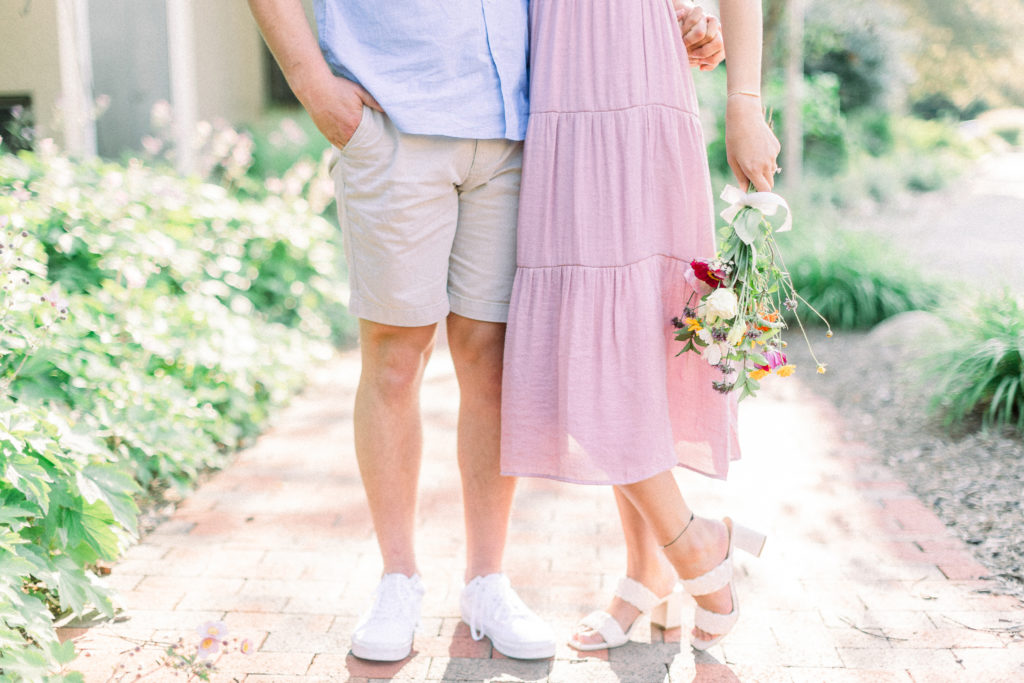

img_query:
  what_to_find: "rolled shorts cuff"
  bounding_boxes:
[448,292,509,324]
[349,297,451,328]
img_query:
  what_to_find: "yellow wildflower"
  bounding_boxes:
[777,364,796,377]
[749,369,769,381]
[817,365,827,374]
[685,317,702,332]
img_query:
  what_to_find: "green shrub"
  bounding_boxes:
[781,231,943,330]
[925,293,1024,434]
[0,140,346,676]
[245,109,330,184]
[801,0,911,113]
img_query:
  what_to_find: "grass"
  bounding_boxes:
[924,292,1024,434]
[779,230,944,330]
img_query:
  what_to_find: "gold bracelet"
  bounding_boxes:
[727,90,761,99]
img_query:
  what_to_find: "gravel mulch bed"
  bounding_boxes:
[787,312,1024,600]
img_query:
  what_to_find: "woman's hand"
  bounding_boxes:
[675,3,725,71]
[725,96,781,192]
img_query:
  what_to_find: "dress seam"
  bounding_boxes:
[528,102,699,119]
[517,252,693,271]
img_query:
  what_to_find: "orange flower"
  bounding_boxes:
[777,364,796,377]
[756,311,780,332]
[749,369,769,380]
[684,317,702,332]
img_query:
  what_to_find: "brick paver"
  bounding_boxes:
[59,350,1024,681]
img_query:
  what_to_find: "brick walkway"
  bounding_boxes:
[60,349,1024,682]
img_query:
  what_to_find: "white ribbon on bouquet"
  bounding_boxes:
[719,185,793,233]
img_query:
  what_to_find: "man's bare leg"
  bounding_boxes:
[354,319,437,577]
[445,313,515,581]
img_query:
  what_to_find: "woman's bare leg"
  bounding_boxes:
[617,470,733,643]
[573,489,677,646]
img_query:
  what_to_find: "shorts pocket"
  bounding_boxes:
[341,106,373,152]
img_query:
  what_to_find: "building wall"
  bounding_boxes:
[0,0,300,158]
[89,0,171,157]
[192,2,267,124]
[0,2,63,144]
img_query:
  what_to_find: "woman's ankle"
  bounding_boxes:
[665,517,727,578]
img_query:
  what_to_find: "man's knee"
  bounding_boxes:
[360,321,436,396]
[448,316,505,370]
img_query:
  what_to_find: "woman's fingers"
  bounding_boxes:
[729,159,750,191]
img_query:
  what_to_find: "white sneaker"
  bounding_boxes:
[460,573,556,659]
[351,573,424,661]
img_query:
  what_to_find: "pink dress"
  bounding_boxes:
[500,0,741,485]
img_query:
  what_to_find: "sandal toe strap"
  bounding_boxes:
[693,603,739,636]
[614,577,661,612]
[680,558,733,597]
[577,610,628,648]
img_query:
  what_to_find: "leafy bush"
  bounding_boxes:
[925,293,1024,434]
[803,0,911,113]
[781,230,943,330]
[246,108,331,183]
[0,139,346,677]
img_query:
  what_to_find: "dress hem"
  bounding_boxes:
[500,460,730,486]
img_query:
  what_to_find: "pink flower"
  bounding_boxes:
[240,638,254,655]
[197,636,220,660]
[755,349,788,372]
[197,621,228,640]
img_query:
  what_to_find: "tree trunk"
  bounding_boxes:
[783,0,803,187]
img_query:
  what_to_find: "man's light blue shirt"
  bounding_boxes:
[314,1,529,141]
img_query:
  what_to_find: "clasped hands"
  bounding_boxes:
[675,1,725,71]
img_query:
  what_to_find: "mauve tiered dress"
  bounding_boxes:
[500,0,741,485]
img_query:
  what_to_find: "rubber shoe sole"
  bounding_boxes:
[469,623,556,660]
[350,636,413,662]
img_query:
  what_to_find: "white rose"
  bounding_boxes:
[705,288,738,321]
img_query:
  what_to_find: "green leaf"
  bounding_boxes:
[731,209,762,246]
[78,464,140,535]
[46,637,79,666]
[0,504,36,526]
[52,555,91,616]
[4,459,53,512]
[0,551,35,578]
[78,501,122,560]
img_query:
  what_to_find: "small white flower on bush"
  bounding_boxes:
[704,288,738,322]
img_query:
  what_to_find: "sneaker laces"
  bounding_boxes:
[467,576,531,641]
[370,575,420,627]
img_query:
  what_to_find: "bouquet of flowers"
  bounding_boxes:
[673,185,831,399]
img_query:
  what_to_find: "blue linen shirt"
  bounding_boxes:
[313,1,529,141]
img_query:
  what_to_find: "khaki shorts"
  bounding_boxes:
[330,107,522,327]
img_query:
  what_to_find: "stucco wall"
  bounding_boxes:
[192,3,267,124]
[0,2,63,143]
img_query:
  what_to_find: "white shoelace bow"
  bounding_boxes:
[467,579,527,641]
